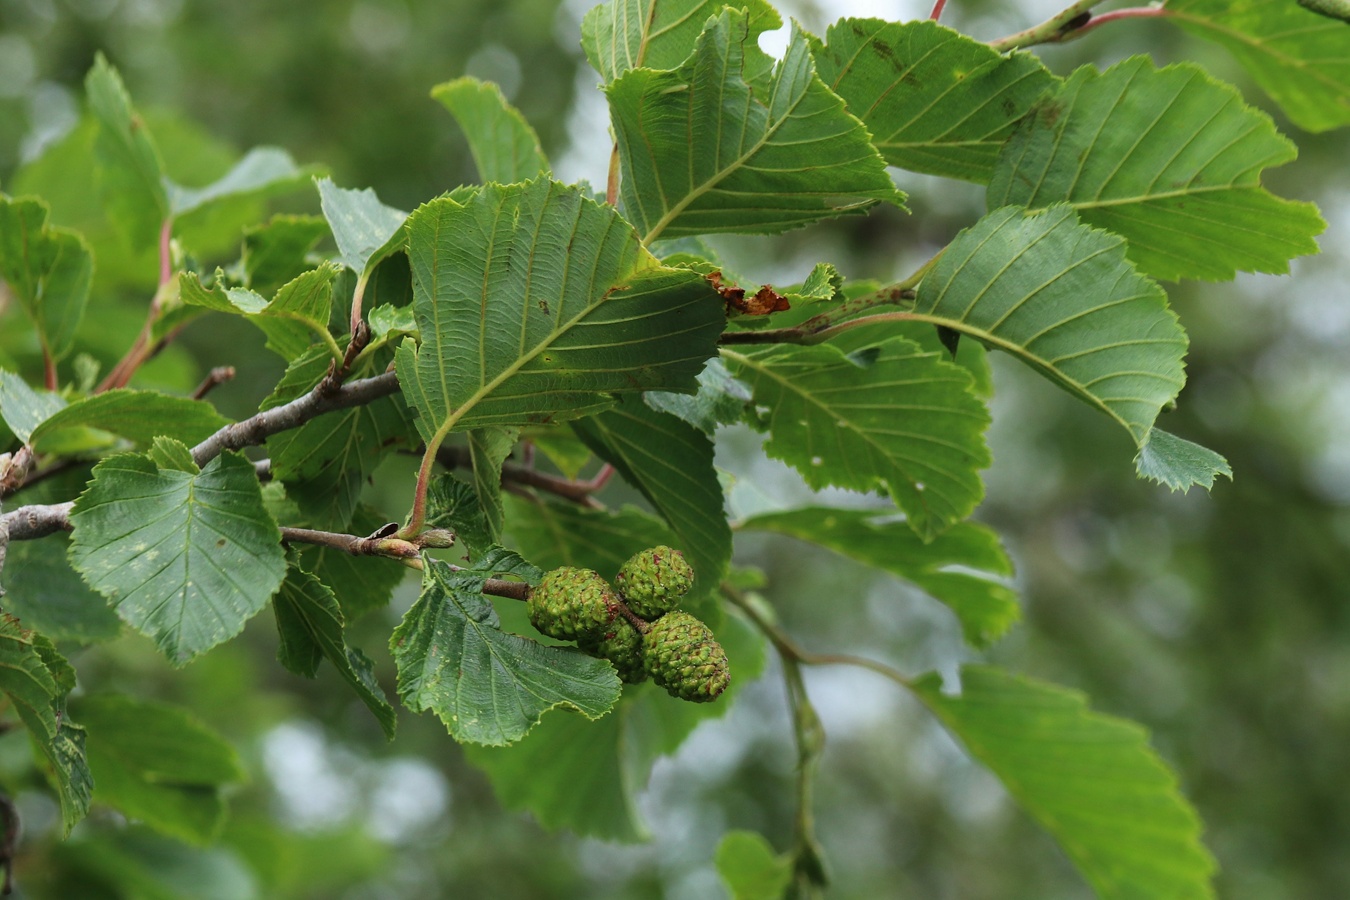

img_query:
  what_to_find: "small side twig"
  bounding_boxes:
[0,449,35,500]
[190,369,400,468]
[987,0,1148,52]
[191,366,236,400]
[436,446,608,509]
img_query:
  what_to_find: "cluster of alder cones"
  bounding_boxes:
[526,547,730,702]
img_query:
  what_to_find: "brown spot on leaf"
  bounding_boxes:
[707,271,790,317]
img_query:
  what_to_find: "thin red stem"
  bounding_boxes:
[158,218,174,286]
[1074,6,1168,35]
[606,144,620,207]
[930,0,948,20]
[42,349,57,391]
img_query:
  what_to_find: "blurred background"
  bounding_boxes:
[1,0,1348,897]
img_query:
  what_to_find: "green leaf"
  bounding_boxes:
[54,829,260,900]
[987,56,1324,282]
[0,194,94,359]
[85,54,169,250]
[68,442,287,665]
[0,368,66,443]
[464,606,765,839]
[812,19,1056,183]
[740,507,1018,648]
[1166,0,1350,133]
[77,694,247,845]
[394,178,723,440]
[607,10,903,241]
[0,535,123,643]
[389,554,620,747]
[572,395,731,598]
[241,214,331,298]
[263,344,414,529]
[273,559,397,739]
[181,264,341,361]
[0,615,92,834]
[915,205,1186,450]
[912,666,1216,900]
[299,505,407,620]
[167,146,309,217]
[315,177,409,277]
[643,357,752,434]
[29,389,229,451]
[468,427,517,544]
[716,831,793,900]
[432,77,549,184]
[1134,428,1233,492]
[722,336,989,540]
[582,0,782,82]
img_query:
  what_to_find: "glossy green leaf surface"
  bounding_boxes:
[914,666,1216,899]
[607,9,903,241]
[1166,0,1350,132]
[573,395,731,598]
[722,336,989,540]
[78,694,247,845]
[915,205,1185,449]
[394,178,723,439]
[0,194,93,359]
[432,77,549,184]
[389,553,620,747]
[741,507,1018,647]
[0,616,92,834]
[273,559,397,739]
[68,442,287,665]
[582,0,781,82]
[987,57,1324,281]
[813,19,1056,183]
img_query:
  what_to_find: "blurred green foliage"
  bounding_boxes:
[2,1,1348,898]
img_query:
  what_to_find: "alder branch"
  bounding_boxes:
[190,369,399,467]
[0,501,75,543]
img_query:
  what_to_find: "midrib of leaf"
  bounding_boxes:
[721,347,957,520]
[640,52,808,244]
[898,307,1149,438]
[1164,9,1344,99]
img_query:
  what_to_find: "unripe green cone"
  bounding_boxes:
[643,611,730,702]
[581,619,648,685]
[527,567,621,643]
[615,545,694,620]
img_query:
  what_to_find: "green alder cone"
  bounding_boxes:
[527,567,622,643]
[643,611,731,703]
[581,618,648,685]
[615,545,694,620]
